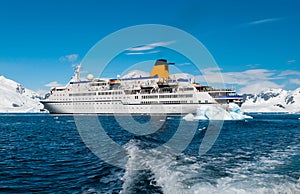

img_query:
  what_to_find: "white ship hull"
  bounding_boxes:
[42,101,206,115]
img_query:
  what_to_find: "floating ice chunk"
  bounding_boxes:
[198,127,206,131]
[183,113,195,121]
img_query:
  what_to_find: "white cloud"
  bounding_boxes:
[196,68,276,86]
[287,59,296,64]
[242,69,276,80]
[127,45,153,52]
[201,67,222,73]
[59,54,78,62]
[247,17,283,25]
[246,63,260,68]
[193,64,300,94]
[290,78,300,85]
[195,68,288,94]
[177,62,191,67]
[45,81,62,87]
[125,50,160,55]
[126,52,146,55]
[278,70,300,77]
[126,41,175,52]
[239,81,283,94]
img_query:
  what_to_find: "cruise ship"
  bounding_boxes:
[41,59,239,114]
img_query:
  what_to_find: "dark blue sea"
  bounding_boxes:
[0,113,299,193]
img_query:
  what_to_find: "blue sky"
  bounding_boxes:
[0,0,299,94]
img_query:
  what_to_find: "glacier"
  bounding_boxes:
[0,76,44,113]
[241,88,300,113]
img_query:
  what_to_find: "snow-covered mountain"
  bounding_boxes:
[0,76,44,113]
[169,73,193,80]
[121,70,149,78]
[241,88,300,113]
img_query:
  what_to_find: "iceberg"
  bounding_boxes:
[183,103,252,121]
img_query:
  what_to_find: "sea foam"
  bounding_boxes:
[121,140,300,194]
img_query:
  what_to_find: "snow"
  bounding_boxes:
[183,103,252,121]
[241,88,300,113]
[0,76,44,113]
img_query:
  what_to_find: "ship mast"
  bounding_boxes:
[74,65,81,81]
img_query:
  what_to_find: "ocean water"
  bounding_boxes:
[0,113,299,193]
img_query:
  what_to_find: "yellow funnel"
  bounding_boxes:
[150,59,170,79]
